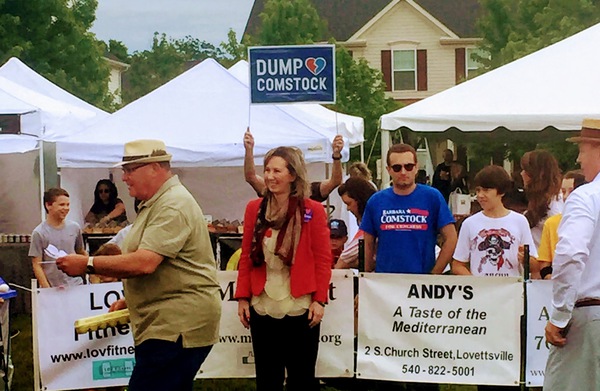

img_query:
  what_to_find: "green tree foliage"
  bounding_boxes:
[258,0,327,45]
[123,30,246,103]
[331,47,397,166]
[478,0,600,69]
[174,36,225,61]
[0,0,112,110]
[107,39,130,63]
[123,33,187,104]
[220,29,247,66]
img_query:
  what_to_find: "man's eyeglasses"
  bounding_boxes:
[390,163,416,172]
[122,163,149,175]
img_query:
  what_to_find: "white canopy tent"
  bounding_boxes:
[0,58,109,233]
[56,59,351,224]
[0,90,42,233]
[381,23,600,133]
[378,22,600,186]
[0,89,41,153]
[0,76,103,142]
[0,57,107,140]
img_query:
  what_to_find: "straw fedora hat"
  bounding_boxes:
[566,118,600,144]
[113,139,172,167]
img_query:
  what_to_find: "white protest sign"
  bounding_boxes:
[525,280,552,386]
[357,274,522,386]
[198,269,355,378]
[36,282,133,391]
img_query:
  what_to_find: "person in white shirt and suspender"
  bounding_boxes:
[544,118,600,390]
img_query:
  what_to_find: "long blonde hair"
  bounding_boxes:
[263,146,309,199]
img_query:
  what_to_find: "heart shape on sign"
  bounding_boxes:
[305,57,326,76]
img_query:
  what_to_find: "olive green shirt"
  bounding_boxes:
[122,175,221,347]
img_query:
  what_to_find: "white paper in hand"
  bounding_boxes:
[44,244,68,260]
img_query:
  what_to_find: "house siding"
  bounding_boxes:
[346,1,463,101]
[108,67,123,104]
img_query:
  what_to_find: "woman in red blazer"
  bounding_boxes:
[235,146,332,391]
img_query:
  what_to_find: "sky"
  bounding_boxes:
[91,0,255,53]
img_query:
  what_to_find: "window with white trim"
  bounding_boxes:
[392,50,416,91]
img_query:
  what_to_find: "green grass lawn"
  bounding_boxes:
[9,314,475,391]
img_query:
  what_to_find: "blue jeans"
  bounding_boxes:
[128,336,213,391]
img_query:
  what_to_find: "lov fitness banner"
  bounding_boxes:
[357,274,523,386]
[248,45,336,104]
[36,282,134,390]
[35,271,355,389]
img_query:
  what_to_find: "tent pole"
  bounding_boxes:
[381,129,391,189]
[39,139,45,222]
[32,279,42,391]
[360,143,365,162]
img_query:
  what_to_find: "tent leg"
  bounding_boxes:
[360,143,364,163]
[31,280,41,391]
[381,129,391,189]
[39,141,45,222]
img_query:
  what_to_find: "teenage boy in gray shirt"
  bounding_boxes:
[29,188,87,287]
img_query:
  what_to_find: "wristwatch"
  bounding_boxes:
[316,301,327,307]
[86,256,96,274]
[332,154,342,160]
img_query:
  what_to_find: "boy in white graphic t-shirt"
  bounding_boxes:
[452,165,538,277]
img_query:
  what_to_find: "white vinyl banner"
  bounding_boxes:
[357,274,523,386]
[198,269,355,378]
[36,282,134,390]
[35,270,355,389]
[525,280,552,386]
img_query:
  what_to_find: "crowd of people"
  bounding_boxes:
[24,117,600,390]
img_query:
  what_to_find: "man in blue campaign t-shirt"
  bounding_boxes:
[361,144,457,274]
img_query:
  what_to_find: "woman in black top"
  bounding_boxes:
[84,179,128,225]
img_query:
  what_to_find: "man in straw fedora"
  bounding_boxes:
[58,139,221,391]
[544,119,600,390]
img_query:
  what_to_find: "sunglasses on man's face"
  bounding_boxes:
[390,163,416,172]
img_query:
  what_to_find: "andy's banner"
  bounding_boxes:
[248,45,336,104]
[525,280,552,386]
[357,274,523,386]
[34,270,354,390]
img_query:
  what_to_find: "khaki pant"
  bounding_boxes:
[544,306,600,390]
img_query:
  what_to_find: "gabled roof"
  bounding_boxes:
[415,0,480,38]
[244,0,481,42]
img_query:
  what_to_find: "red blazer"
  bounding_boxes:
[235,198,332,303]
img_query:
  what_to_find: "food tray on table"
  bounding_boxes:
[82,226,124,236]
[207,219,243,234]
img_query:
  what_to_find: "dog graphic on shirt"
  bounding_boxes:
[476,229,514,274]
